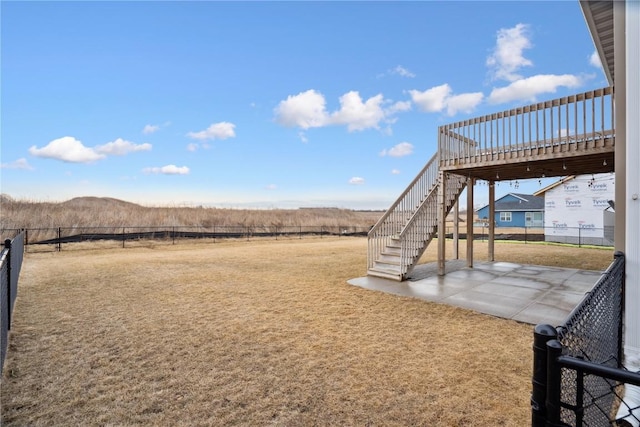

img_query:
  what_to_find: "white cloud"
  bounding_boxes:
[186,142,211,152]
[29,136,106,163]
[386,100,412,115]
[142,122,170,134]
[349,177,365,185]
[29,136,152,163]
[142,124,160,134]
[391,65,415,78]
[298,131,309,143]
[488,74,582,104]
[409,84,483,116]
[274,89,329,129]
[409,84,452,113]
[265,184,278,190]
[331,91,385,132]
[391,169,401,175]
[95,138,152,156]
[486,23,533,82]
[187,122,236,140]
[1,157,34,170]
[380,142,414,158]
[143,165,190,175]
[275,89,405,133]
[589,50,602,68]
[445,92,484,116]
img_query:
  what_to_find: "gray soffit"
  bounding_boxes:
[580,0,615,85]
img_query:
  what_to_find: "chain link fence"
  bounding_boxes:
[0,225,371,253]
[532,252,640,426]
[1,231,25,374]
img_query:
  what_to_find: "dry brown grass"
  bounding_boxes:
[1,238,613,426]
[0,196,383,230]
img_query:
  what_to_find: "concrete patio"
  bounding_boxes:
[348,260,604,326]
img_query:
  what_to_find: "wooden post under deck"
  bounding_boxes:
[488,181,495,262]
[466,178,474,268]
[438,171,447,276]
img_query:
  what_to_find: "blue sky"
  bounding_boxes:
[1,1,608,209]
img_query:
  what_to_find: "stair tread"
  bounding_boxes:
[375,258,402,266]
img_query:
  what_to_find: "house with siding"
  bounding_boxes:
[475,193,544,228]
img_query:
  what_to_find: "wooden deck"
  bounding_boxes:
[438,87,614,181]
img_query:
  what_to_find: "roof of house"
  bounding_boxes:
[476,193,545,213]
[533,176,576,196]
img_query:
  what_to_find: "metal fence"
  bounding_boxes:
[0,225,371,253]
[543,226,614,247]
[1,231,25,375]
[532,252,640,426]
[1,224,614,254]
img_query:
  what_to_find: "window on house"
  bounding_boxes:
[500,212,512,222]
[525,211,544,227]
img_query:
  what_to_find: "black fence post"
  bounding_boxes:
[578,227,582,248]
[4,239,12,330]
[546,339,564,426]
[532,324,558,427]
[57,227,61,252]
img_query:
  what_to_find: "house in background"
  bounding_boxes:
[475,193,544,228]
[534,173,615,246]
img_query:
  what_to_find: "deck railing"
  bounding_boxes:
[439,87,615,166]
[367,154,439,270]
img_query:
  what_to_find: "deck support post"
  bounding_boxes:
[437,170,447,276]
[466,178,474,268]
[488,180,495,262]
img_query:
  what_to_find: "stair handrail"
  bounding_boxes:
[398,181,439,239]
[368,153,439,237]
[398,173,467,239]
[397,173,467,277]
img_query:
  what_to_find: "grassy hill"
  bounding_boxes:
[0,196,384,230]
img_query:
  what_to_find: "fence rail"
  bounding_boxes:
[531,252,640,426]
[1,224,615,254]
[1,225,371,252]
[1,231,25,375]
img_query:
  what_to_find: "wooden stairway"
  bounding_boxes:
[367,158,466,281]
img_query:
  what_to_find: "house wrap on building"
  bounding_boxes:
[534,173,615,246]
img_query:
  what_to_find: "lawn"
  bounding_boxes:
[0,237,613,426]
